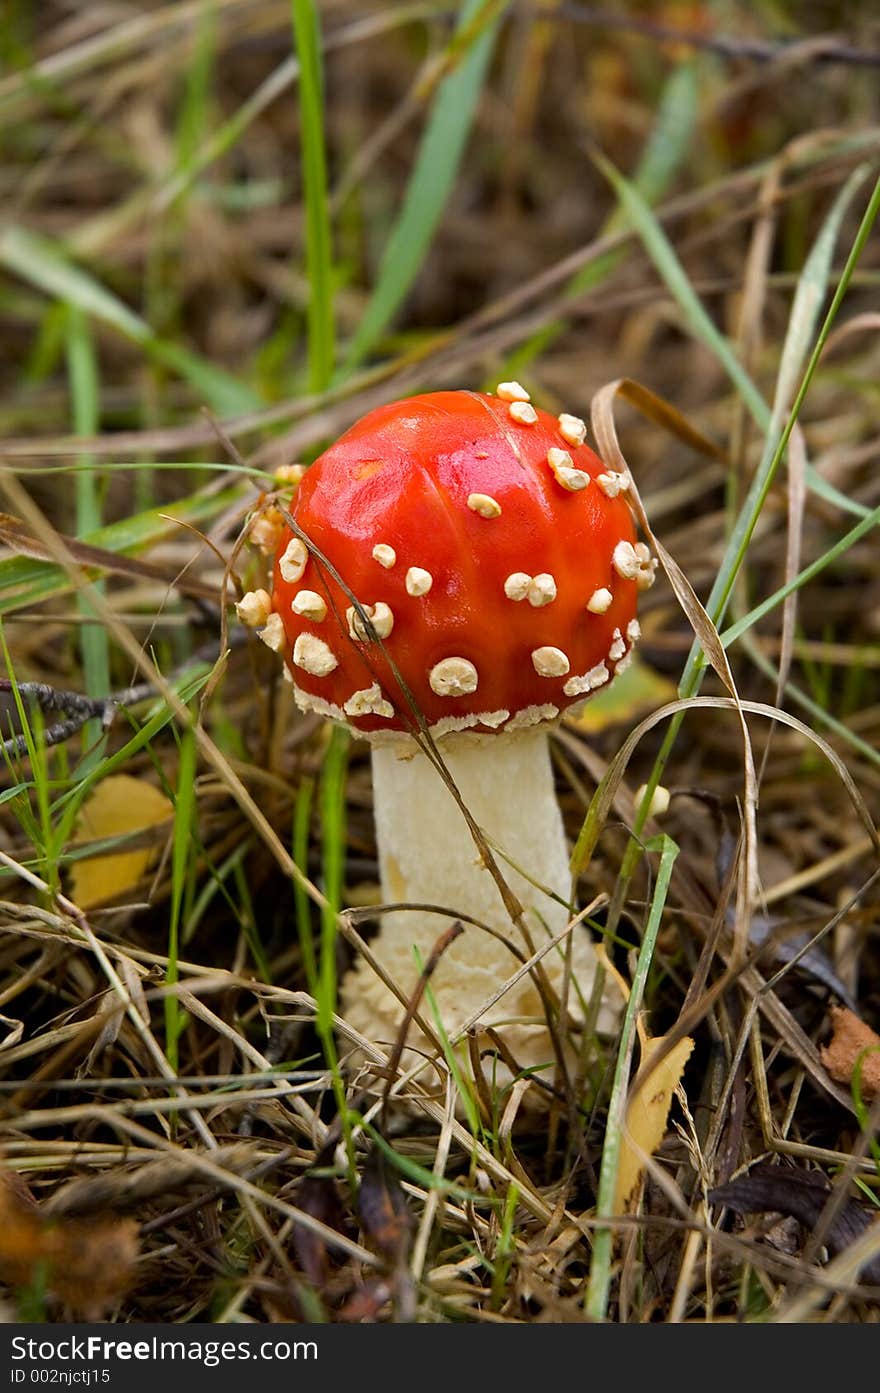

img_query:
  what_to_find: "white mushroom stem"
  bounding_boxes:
[341,725,621,1095]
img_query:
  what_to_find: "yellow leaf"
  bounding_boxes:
[614,1033,694,1213]
[71,774,172,909]
[565,655,676,734]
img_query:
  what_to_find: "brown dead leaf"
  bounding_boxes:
[70,774,173,908]
[614,1033,695,1213]
[0,1166,138,1317]
[0,513,219,602]
[355,1147,416,1320]
[820,1006,880,1100]
[293,1165,347,1285]
[710,1161,880,1285]
[358,1149,413,1263]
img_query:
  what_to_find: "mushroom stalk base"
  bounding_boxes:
[341,726,621,1097]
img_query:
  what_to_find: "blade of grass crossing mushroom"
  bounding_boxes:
[291,0,335,391]
[585,834,679,1321]
[166,728,196,1076]
[591,379,759,945]
[343,0,507,372]
[65,306,109,769]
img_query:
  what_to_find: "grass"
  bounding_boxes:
[66,305,109,767]
[0,0,879,1325]
[290,0,336,392]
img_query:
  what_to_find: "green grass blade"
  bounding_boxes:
[576,62,700,295]
[585,834,679,1321]
[0,630,55,890]
[175,2,217,183]
[741,641,880,773]
[344,0,506,371]
[1,226,143,337]
[0,225,261,416]
[65,305,109,767]
[592,158,878,714]
[291,0,335,391]
[0,483,246,618]
[418,951,481,1135]
[773,165,870,418]
[316,725,356,1183]
[680,169,880,691]
[232,855,272,983]
[166,728,197,1073]
[595,153,872,523]
[318,726,348,1043]
[293,776,317,988]
[51,667,214,847]
[594,148,768,423]
[490,1179,519,1309]
[611,173,880,891]
[510,61,700,374]
[719,500,880,652]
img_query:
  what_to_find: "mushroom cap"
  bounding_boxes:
[272,389,644,736]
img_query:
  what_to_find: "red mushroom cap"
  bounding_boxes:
[271,389,653,736]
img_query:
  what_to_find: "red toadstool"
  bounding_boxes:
[261,386,656,1093]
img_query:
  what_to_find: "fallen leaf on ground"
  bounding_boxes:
[293,1158,347,1285]
[356,1146,416,1320]
[819,1006,880,1100]
[71,773,173,908]
[0,1166,139,1317]
[358,1148,413,1262]
[709,1161,880,1285]
[614,1033,694,1213]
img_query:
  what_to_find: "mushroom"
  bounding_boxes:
[269,387,654,1098]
